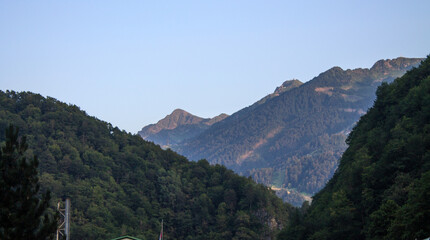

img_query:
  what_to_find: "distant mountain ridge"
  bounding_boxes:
[138,109,228,148]
[138,57,423,205]
[278,55,430,240]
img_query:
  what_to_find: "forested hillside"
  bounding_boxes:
[0,91,290,240]
[172,57,422,205]
[278,55,430,239]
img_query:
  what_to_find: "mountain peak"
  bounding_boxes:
[138,109,229,144]
[170,108,189,115]
[139,109,204,137]
[274,79,303,95]
[160,108,203,127]
[171,108,189,115]
[311,58,424,88]
[370,57,424,72]
[318,66,346,77]
[168,108,208,119]
[329,66,344,71]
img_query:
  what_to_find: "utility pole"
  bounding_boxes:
[57,198,71,240]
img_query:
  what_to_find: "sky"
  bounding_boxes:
[1,1,429,133]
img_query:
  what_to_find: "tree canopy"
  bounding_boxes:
[0,125,57,240]
[0,90,291,239]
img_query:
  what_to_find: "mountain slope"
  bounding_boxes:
[170,57,423,205]
[138,109,228,148]
[278,55,430,240]
[253,79,303,106]
[0,91,289,240]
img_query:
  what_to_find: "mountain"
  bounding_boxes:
[0,91,290,240]
[143,57,423,206]
[138,80,302,150]
[254,79,304,106]
[278,55,430,240]
[138,109,228,148]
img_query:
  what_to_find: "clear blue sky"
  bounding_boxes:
[1,1,429,133]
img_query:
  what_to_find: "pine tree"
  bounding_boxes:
[0,125,57,240]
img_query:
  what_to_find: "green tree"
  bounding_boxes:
[387,171,430,239]
[0,125,57,240]
[365,200,399,240]
[232,211,258,240]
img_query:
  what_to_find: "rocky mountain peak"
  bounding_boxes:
[274,79,303,95]
[138,109,229,142]
[139,109,204,137]
[370,57,424,72]
[158,109,204,129]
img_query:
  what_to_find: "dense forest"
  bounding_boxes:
[171,57,422,205]
[0,90,291,239]
[277,55,430,239]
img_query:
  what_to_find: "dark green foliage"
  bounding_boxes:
[0,91,290,239]
[0,125,57,240]
[277,55,430,239]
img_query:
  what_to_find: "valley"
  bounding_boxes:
[2,1,429,239]
[139,57,423,205]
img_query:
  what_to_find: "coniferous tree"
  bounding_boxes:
[0,125,57,240]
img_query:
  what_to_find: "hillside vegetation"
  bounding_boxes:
[278,55,430,239]
[0,91,290,240]
[170,58,422,205]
